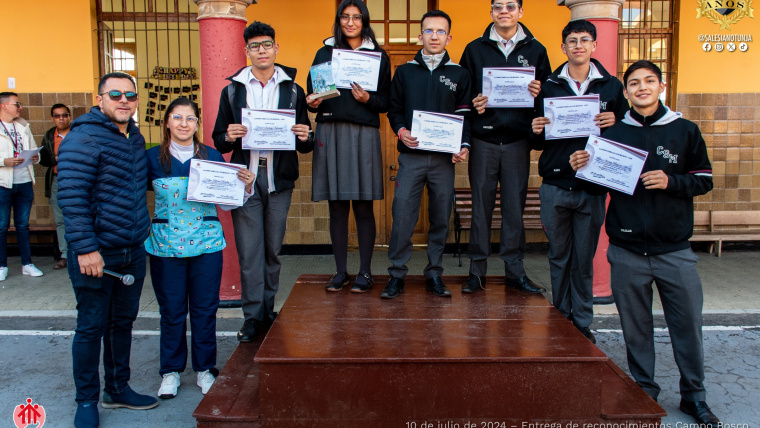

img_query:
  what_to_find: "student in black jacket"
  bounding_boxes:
[459,0,551,295]
[530,20,628,344]
[306,0,391,293]
[212,22,313,344]
[381,10,471,300]
[571,60,720,427]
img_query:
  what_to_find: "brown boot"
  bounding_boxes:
[53,258,68,270]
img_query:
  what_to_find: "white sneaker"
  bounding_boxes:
[197,370,215,395]
[22,264,43,277]
[157,372,180,399]
[0,267,7,281]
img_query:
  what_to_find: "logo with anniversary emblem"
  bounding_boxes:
[696,0,755,30]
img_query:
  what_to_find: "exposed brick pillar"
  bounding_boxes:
[194,0,255,302]
[560,0,625,304]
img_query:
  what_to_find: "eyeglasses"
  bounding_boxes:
[52,113,71,119]
[492,3,519,12]
[422,29,448,36]
[246,40,275,50]
[565,37,594,48]
[100,91,138,102]
[339,14,363,23]
[170,114,199,124]
[2,102,22,108]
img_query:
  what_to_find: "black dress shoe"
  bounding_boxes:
[505,276,546,294]
[325,272,349,292]
[462,274,485,293]
[380,277,405,299]
[237,319,258,343]
[426,276,452,297]
[351,272,374,293]
[679,400,720,427]
[577,326,597,344]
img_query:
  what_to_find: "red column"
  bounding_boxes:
[194,0,254,302]
[561,1,624,304]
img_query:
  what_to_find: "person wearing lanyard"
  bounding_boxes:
[0,92,43,281]
[213,21,314,343]
[40,103,72,270]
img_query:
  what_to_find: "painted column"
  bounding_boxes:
[560,0,625,303]
[194,0,255,302]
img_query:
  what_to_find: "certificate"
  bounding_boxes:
[241,108,296,151]
[483,67,535,108]
[410,110,464,154]
[575,135,648,195]
[331,49,382,91]
[543,95,600,140]
[187,160,245,206]
[14,147,42,169]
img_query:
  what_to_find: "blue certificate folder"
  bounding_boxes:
[310,62,340,100]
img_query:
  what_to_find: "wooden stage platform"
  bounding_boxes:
[194,274,665,427]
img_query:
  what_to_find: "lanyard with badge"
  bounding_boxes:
[0,121,21,157]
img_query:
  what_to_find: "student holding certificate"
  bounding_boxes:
[306,0,391,293]
[529,20,628,344]
[571,61,719,427]
[146,98,254,399]
[382,10,471,300]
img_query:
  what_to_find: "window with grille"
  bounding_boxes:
[618,0,676,105]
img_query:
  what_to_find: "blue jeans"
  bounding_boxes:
[0,181,35,266]
[69,245,147,403]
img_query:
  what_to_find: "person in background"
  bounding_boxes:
[147,98,254,399]
[40,103,72,270]
[307,0,391,293]
[0,91,43,281]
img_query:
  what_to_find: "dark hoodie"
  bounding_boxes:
[387,50,472,154]
[212,64,313,194]
[57,107,150,255]
[306,38,391,128]
[533,59,629,193]
[602,103,713,256]
[460,22,551,145]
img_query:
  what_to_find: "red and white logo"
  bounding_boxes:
[13,398,46,428]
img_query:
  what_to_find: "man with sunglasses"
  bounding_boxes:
[212,21,313,343]
[58,72,157,428]
[459,0,551,295]
[40,104,72,270]
[0,92,43,282]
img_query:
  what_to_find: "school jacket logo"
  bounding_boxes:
[440,76,457,91]
[517,55,530,67]
[657,146,678,163]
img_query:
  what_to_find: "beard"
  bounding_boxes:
[103,106,133,124]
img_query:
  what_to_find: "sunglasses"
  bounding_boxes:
[492,3,519,12]
[52,113,71,119]
[100,90,139,102]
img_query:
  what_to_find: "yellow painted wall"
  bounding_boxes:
[677,4,758,93]
[0,0,98,93]
[246,0,571,89]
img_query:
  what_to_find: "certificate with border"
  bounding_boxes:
[410,110,464,154]
[483,67,535,108]
[331,49,382,91]
[543,95,600,140]
[575,135,649,195]
[187,160,245,206]
[241,108,296,151]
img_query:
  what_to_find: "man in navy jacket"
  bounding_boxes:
[571,60,720,427]
[530,20,628,344]
[58,72,157,428]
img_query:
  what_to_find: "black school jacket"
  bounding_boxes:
[387,50,472,154]
[460,23,551,145]
[212,64,313,194]
[533,59,628,193]
[602,103,713,256]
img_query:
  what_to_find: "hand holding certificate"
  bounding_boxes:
[331,49,382,92]
[241,108,296,150]
[483,67,535,108]
[543,95,600,140]
[409,110,464,154]
[575,135,648,195]
[14,147,42,169]
[188,160,246,206]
